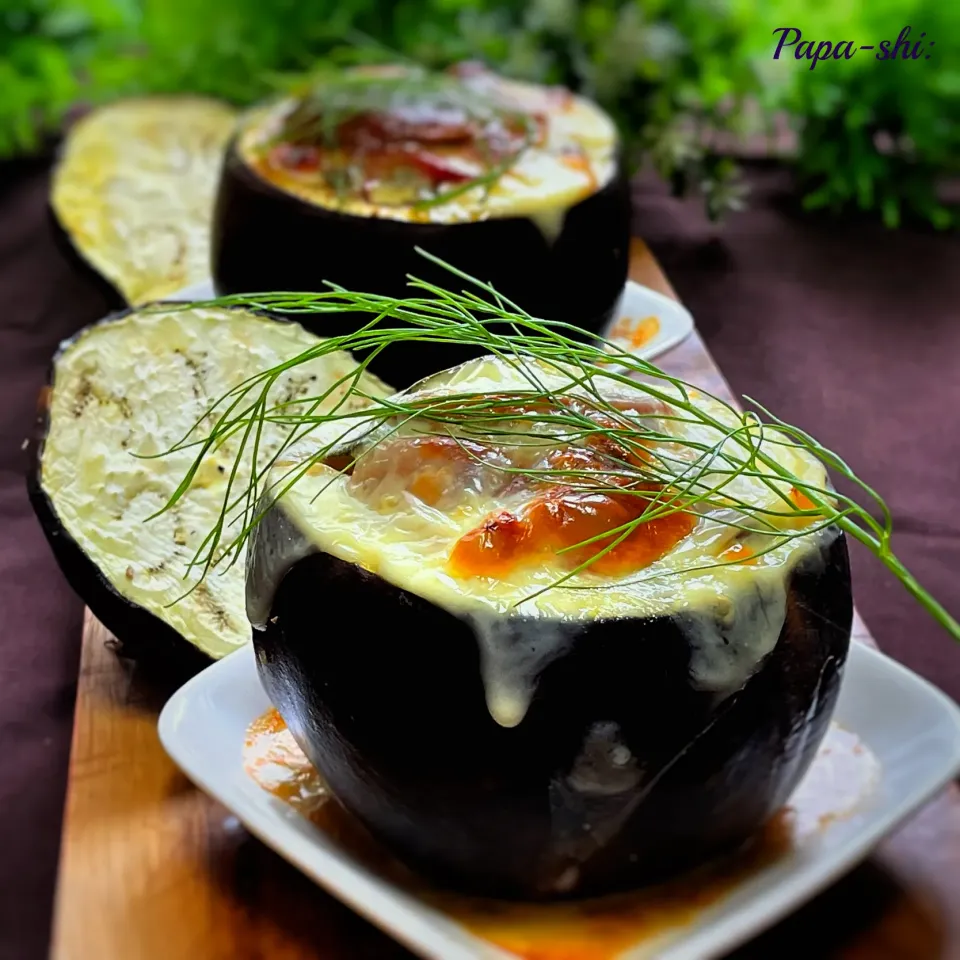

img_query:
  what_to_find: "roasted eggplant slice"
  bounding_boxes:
[28,304,390,662]
[212,65,631,386]
[249,355,853,899]
[50,97,237,305]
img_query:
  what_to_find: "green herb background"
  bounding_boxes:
[3,0,957,227]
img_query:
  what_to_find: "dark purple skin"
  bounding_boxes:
[211,137,632,388]
[47,204,128,312]
[250,507,853,900]
[28,455,212,678]
[47,116,130,312]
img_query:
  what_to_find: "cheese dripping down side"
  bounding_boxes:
[457,527,837,730]
[467,612,579,729]
[246,516,835,731]
[247,355,837,728]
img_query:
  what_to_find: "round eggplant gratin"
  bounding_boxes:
[28,305,390,662]
[50,97,238,305]
[249,355,853,899]
[212,65,631,385]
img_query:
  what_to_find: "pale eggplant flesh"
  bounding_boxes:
[50,97,238,305]
[247,356,854,899]
[28,303,391,664]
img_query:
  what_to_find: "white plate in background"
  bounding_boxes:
[159,640,960,960]
[608,281,694,362]
[168,279,694,364]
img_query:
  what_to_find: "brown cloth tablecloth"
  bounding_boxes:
[0,158,957,959]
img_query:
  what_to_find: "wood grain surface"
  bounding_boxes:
[49,240,960,960]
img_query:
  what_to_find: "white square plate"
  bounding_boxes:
[159,639,960,960]
[168,279,695,364]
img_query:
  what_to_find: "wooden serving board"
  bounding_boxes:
[49,241,960,960]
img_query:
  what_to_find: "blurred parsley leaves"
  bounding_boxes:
[2,0,956,227]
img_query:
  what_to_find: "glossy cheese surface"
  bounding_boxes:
[279,357,831,617]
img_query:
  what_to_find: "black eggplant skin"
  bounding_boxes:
[46,121,128,311]
[211,138,632,388]
[253,524,853,900]
[46,204,128,312]
[28,461,211,677]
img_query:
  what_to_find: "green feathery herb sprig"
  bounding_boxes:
[144,252,959,641]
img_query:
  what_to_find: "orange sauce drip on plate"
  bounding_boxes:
[609,315,661,351]
[244,710,879,960]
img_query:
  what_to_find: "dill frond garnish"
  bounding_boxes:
[142,251,960,642]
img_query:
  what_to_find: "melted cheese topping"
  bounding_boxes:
[237,72,618,226]
[51,97,237,304]
[41,306,390,658]
[265,357,838,724]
